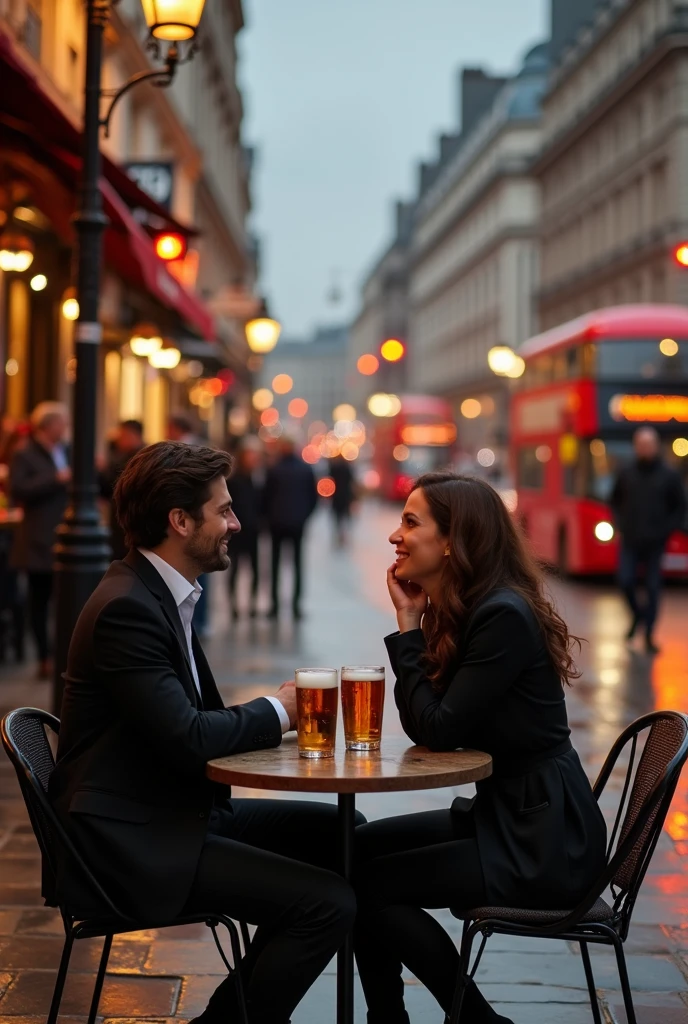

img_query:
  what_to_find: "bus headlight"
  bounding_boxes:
[594,521,614,542]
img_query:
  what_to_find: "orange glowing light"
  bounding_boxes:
[675,243,688,267]
[261,408,280,427]
[317,477,336,498]
[288,398,308,418]
[154,232,186,261]
[301,445,321,465]
[272,373,293,394]
[380,339,405,362]
[609,394,688,423]
[357,354,379,376]
[204,377,224,397]
[400,423,457,446]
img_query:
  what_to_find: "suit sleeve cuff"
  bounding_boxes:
[264,695,291,734]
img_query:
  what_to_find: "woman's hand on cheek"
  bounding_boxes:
[387,564,428,632]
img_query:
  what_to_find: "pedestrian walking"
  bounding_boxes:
[98,419,145,559]
[227,438,264,620]
[264,437,318,619]
[9,402,71,679]
[167,415,210,634]
[610,426,687,654]
[329,454,356,547]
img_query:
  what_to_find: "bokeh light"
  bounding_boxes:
[317,477,336,498]
[477,448,495,467]
[260,408,280,427]
[272,373,293,394]
[252,388,274,411]
[288,397,308,418]
[341,442,359,461]
[333,403,356,422]
[393,444,410,461]
[302,445,321,465]
[673,437,688,457]
[535,445,552,463]
[357,354,379,375]
[363,469,380,489]
[461,398,482,419]
[380,339,405,362]
[368,393,402,417]
[660,338,679,357]
[590,439,606,457]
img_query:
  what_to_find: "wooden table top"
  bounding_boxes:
[207,735,492,794]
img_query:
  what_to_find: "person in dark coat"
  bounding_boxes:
[10,402,71,679]
[49,441,358,1024]
[354,472,607,1024]
[263,437,318,619]
[329,454,356,547]
[98,420,145,559]
[227,438,264,619]
[610,426,687,654]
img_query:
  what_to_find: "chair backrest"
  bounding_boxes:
[1,707,128,921]
[593,710,688,928]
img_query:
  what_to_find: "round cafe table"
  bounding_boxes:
[207,736,492,1024]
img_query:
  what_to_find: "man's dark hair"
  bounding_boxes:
[114,441,233,549]
[120,419,144,435]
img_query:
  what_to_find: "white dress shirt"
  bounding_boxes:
[138,548,289,732]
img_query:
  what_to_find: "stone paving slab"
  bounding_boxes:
[0,972,181,1017]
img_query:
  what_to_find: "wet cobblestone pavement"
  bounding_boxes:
[2,502,688,1022]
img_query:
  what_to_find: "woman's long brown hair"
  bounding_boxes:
[414,472,582,688]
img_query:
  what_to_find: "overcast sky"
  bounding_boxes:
[239,0,547,338]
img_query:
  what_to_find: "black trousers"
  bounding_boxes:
[617,542,664,636]
[270,528,304,611]
[354,808,487,1023]
[27,570,53,661]
[229,533,259,609]
[182,798,361,1024]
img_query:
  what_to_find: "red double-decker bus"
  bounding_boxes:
[512,305,688,575]
[372,395,456,501]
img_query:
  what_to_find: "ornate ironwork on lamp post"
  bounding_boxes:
[52,0,206,713]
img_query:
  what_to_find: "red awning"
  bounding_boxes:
[101,179,215,340]
[0,30,214,339]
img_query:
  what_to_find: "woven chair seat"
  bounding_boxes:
[453,896,614,926]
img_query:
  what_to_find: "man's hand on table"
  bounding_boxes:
[273,681,297,731]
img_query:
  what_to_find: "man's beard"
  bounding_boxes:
[187,532,231,574]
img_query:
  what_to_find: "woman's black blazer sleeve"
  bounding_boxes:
[385,597,538,752]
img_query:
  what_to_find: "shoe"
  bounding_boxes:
[445,979,515,1023]
[292,606,303,621]
[267,606,279,620]
[249,607,258,619]
[231,608,239,622]
[646,635,660,655]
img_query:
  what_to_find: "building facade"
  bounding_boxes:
[535,0,688,330]
[0,0,255,446]
[408,44,548,467]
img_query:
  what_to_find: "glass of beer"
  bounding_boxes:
[295,668,338,758]
[341,665,385,751]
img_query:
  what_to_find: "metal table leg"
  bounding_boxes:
[337,792,356,1024]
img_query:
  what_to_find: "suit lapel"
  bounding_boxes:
[123,550,199,707]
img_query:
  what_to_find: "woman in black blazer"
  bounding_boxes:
[354,472,607,1024]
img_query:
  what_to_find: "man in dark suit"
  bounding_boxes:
[98,419,145,559]
[264,437,318,619]
[49,441,356,1024]
[10,401,71,679]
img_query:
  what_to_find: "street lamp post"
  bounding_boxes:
[52,0,206,714]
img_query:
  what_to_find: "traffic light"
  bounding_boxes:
[154,231,187,261]
[673,243,688,267]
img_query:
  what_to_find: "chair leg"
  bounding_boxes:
[579,941,602,1024]
[87,934,113,1024]
[47,933,74,1024]
[449,921,483,1024]
[210,918,250,1024]
[612,937,636,1024]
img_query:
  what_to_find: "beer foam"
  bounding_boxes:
[295,669,338,689]
[341,669,385,682]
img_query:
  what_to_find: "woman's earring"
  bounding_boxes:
[444,549,450,557]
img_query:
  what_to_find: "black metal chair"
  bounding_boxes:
[449,710,688,1024]
[1,707,252,1024]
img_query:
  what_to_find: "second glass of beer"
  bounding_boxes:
[295,668,338,758]
[341,665,385,750]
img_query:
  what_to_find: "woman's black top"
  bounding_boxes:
[385,586,607,909]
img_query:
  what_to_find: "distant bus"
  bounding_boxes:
[512,305,688,575]
[373,395,456,501]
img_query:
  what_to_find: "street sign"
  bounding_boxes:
[125,161,174,209]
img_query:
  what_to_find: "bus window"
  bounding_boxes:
[517,447,545,490]
[581,343,596,377]
[596,340,688,380]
